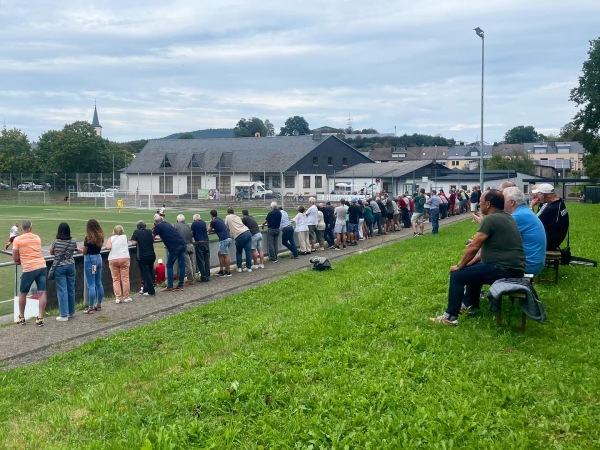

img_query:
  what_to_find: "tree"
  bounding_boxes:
[264,119,275,137]
[560,121,600,178]
[570,37,600,136]
[503,125,541,144]
[178,132,194,139]
[234,118,267,137]
[279,116,310,136]
[484,151,535,175]
[0,127,33,174]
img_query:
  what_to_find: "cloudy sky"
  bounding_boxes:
[1,1,598,144]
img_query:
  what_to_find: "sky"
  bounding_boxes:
[1,1,599,144]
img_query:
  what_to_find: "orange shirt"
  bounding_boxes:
[13,232,46,272]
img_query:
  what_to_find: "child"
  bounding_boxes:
[5,222,19,250]
[117,198,123,213]
[155,258,166,285]
[159,205,166,218]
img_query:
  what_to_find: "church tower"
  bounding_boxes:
[92,103,102,136]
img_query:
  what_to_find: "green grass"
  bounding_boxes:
[0,204,599,448]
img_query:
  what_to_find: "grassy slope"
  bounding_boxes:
[0,204,598,448]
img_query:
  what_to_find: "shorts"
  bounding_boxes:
[316,229,324,243]
[219,238,232,255]
[393,213,400,222]
[20,267,47,294]
[347,223,358,233]
[251,232,263,251]
[387,213,394,220]
[9,236,16,243]
[308,225,317,242]
[334,222,347,234]
[411,212,425,224]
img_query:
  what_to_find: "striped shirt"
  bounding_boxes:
[51,238,77,266]
[13,232,46,272]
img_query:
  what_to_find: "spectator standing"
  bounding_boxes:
[316,206,327,249]
[470,185,480,212]
[106,225,131,303]
[50,222,78,321]
[80,219,105,313]
[363,200,374,238]
[347,198,362,245]
[369,198,382,235]
[293,206,310,254]
[333,199,348,250]
[224,208,253,272]
[426,190,441,234]
[263,202,282,262]
[242,209,265,269]
[153,215,186,290]
[279,207,299,259]
[208,210,232,276]
[321,202,335,248]
[305,197,318,251]
[13,220,47,326]
[357,200,365,240]
[191,213,211,282]
[174,214,196,286]
[130,220,156,296]
[411,188,427,237]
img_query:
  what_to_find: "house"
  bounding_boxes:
[522,141,585,175]
[122,135,373,198]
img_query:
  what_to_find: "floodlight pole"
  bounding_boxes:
[474,26,485,190]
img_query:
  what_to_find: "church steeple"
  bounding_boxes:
[92,102,102,136]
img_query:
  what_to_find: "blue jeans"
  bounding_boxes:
[84,254,104,308]
[430,208,439,234]
[446,262,518,317]
[366,221,374,237]
[167,244,186,288]
[235,231,253,269]
[281,226,298,257]
[324,224,335,247]
[374,212,382,234]
[55,263,76,317]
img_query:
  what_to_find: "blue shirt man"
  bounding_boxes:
[152,215,186,290]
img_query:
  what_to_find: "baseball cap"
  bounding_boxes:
[532,183,555,194]
[158,259,163,264]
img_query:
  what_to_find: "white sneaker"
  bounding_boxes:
[247,268,252,273]
[123,297,133,303]
[251,265,259,270]
[115,299,122,304]
[56,316,68,322]
[139,289,144,294]
[237,268,243,273]
[242,267,248,272]
[258,264,264,269]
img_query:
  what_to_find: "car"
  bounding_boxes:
[81,183,105,192]
[40,183,52,190]
[18,182,36,190]
[0,182,10,190]
[32,183,44,191]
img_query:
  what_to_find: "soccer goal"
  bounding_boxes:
[17,190,47,203]
[104,190,157,210]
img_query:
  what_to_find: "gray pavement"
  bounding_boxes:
[0,214,469,371]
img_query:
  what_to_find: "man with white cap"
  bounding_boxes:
[532,183,569,250]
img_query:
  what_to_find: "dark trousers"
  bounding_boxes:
[166,244,186,288]
[235,231,253,269]
[138,257,156,295]
[324,223,335,247]
[446,262,517,317]
[281,225,298,257]
[401,209,410,229]
[374,212,382,234]
[194,241,210,280]
[267,228,280,260]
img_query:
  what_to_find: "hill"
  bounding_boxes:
[162,128,234,139]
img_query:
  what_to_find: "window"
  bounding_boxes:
[217,175,231,194]
[303,176,311,189]
[315,176,323,189]
[159,175,173,194]
[285,175,295,189]
[313,156,318,166]
[327,157,333,166]
[160,154,172,168]
[342,157,348,166]
[187,175,202,194]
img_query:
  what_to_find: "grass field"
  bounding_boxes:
[0,203,598,448]
[0,202,271,314]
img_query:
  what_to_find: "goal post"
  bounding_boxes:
[17,190,47,203]
[104,190,157,210]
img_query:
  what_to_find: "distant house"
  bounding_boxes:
[369,145,494,171]
[522,141,585,174]
[122,135,373,197]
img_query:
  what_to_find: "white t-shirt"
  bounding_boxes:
[293,213,309,232]
[108,234,130,260]
[9,226,18,238]
[305,204,318,226]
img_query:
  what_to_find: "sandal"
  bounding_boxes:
[84,308,94,314]
[93,305,102,311]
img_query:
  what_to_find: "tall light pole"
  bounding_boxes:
[474,26,484,190]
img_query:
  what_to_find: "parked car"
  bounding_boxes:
[40,183,52,190]
[81,183,105,192]
[18,182,36,190]
[0,182,10,190]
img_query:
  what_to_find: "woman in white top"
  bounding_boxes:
[106,225,131,303]
[292,206,310,254]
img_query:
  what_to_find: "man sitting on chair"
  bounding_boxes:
[532,183,569,251]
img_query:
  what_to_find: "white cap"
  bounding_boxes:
[157,259,163,264]
[532,183,555,194]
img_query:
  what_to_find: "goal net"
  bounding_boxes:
[104,191,157,210]
[17,191,47,203]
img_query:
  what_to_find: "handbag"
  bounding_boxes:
[48,240,73,280]
[560,230,571,266]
